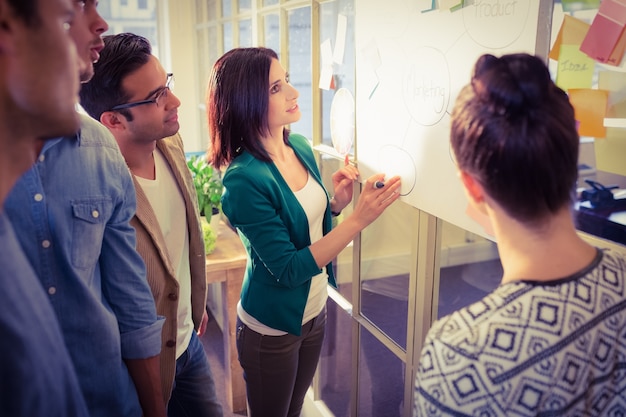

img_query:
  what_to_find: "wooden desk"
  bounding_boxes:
[206,221,247,414]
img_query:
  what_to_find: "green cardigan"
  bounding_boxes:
[222,133,337,335]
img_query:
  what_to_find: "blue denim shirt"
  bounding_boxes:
[5,115,164,417]
[0,213,89,416]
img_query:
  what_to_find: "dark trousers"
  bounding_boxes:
[236,308,326,417]
[167,331,223,417]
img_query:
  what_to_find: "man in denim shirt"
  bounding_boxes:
[5,2,166,417]
[0,0,89,415]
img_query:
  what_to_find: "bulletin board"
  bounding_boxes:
[354,0,549,239]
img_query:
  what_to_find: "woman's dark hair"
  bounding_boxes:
[450,53,579,225]
[206,47,289,168]
[79,33,153,122]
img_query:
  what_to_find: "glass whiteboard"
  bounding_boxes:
[354,0,549,239]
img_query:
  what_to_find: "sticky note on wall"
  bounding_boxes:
[599,71,626,117]
[568,89,609,138]
[549,15,589,61]
[549,16,595,90]
[580,0,626,66]
[556,45,595,89]
[562,0,601,12]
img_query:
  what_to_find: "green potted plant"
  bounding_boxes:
[187,154,223,217]
[187,155,223,253]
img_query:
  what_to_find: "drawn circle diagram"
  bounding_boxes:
[402,47,450,127]
[376,145,416,196]
[463,0,531,49]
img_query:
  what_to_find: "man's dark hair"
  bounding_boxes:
[79,32,152,122]
[7,0,39,26]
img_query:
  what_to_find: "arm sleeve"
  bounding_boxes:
[100,158,164,359]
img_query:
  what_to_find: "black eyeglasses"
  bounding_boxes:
[109,73,174,111]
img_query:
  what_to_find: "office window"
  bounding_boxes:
[239,19,253,47]
[239,0,252,13]
[263,13,280,55]
[223,22,233,52]
[98,0,159,57]
[288,6,312,139]
[320,0,355,150]
[193,0,319,144]
[222,0,231,17]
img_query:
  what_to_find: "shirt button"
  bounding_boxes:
[41,240,51,248]
[38,154,45,162]
[166,340,176,348]
[92,210,99,219]
[34,193,43,202]
[168,293,178,301]
[48,287,56,295]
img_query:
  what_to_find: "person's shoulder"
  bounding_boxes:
[594,247,626,289]
[288,133,317,168]
[157,133,187,162]
[288,133,312,151]
[77,113,118,149]
[289,132,310,142]
[76,114,130,177]
[424,308,468,345]
[425,283,525,345]
[223,153,273,193]
[161,132,185,149]
[225,151,260,173]
[599,247,626,265]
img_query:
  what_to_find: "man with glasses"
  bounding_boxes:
[5,4,167,417]
[108,73,174,112]
[80,33,223,417]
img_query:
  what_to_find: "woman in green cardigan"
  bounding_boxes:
[206,47,401,417]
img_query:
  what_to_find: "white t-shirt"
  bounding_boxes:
[237,173,329,335]
[136,148,194,358]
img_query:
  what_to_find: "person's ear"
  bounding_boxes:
[459,170,485,205]
[460,171,494,236]
[100,111,125,131]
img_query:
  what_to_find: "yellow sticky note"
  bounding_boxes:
[594,127,626,176]
[598,71,626,118]
[568,89,609,138]
[556,44,595,90]
[549,15,590,61]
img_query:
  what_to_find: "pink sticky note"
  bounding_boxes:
[580,0,626,66]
